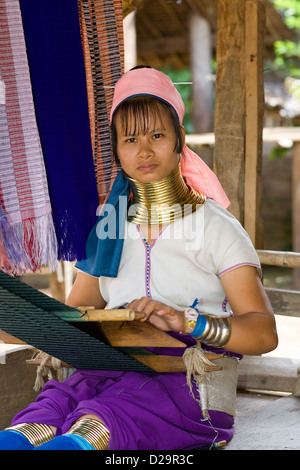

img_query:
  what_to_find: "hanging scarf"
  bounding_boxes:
[76,68,230,277]
[18,0,99,262]
[76,171,131,278]
[77,0,124,202]
[0,0,57,275]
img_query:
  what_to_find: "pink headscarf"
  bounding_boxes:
[110,68,230,209]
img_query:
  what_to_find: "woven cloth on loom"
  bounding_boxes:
[0,271,150,371]
[78,0,124,203]
[0,0,57,275]
[19,0,99,262]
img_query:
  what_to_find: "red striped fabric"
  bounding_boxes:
[0,0,57,275]
[78,0,125,203]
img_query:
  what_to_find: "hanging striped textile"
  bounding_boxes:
[0,0,57,275]
[78,0,125,203]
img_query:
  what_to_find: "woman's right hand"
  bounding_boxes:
[127,297,186,332]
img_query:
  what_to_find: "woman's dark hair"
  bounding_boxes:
[111,95,183,163]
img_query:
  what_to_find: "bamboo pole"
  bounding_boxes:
[257,249,300,268]
[77,307,146,322]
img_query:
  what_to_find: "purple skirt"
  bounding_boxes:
[11,367,235,450]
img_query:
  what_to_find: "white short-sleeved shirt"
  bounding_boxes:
[99,199,260,316]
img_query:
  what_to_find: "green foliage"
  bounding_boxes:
[268,146,290,161]
[270,0,300,78]
[273,0,300,29]
[160,68,194,133]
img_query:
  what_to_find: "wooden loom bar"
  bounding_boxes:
[26,352,224,373]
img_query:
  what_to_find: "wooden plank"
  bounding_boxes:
[0,320,186,349]
[263,126,300,142]
[237,355,300,393]
[185,127,300,148]
[100,320,187,348]
[244,0,265,248]
[225,395,300,450]
[185,133,215,146]
[0,330,26,345]
[264,287,300,318]
[128,353,222,373]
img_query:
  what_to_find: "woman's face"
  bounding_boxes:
[114,103,185,183]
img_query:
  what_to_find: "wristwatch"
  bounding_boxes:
[181,307,199,334]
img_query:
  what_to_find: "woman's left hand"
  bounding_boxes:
[127,297,186,332]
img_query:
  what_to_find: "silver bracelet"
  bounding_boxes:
[194,315,231,348]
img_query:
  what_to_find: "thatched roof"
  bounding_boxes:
[123,0,297,70]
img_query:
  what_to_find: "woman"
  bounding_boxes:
[0,67,278,450]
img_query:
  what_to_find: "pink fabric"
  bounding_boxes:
[110,68,230,208]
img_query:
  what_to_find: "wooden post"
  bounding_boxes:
[189,13,214,133]
[214,0,246,223]
[293,142,300,288]
[214,0,265,247]
[123,10,137,71]
[244,0,265,248]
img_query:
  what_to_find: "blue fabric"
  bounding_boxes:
[76,171,131,277]
[35,434,94,451]
[19,0,99,261]
[0,430,35,450]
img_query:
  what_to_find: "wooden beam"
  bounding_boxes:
[185,127,300,147]
[244,0,265,248]
[293,142,300,288]
[264,287,300,318]
[238,355,300,393]
[157,0,185,34]
[263,127,300,142]
[138,36,188,55]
